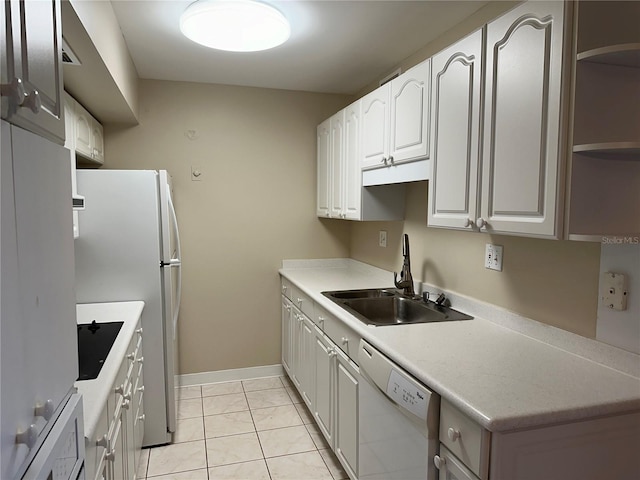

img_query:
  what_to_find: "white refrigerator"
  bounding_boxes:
[74,170,182,447]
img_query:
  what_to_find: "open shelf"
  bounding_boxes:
[573,142,640,160]
[577,43,640,68]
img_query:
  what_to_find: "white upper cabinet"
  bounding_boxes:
[361,61,431,171]
[429,29,483,231]
[330,111,346,218]
[361,84,390,169]
[390,60,431,164]
[316,118,331,218]
[479,0,568,237]
[1,0,65,144]
[344,102,362,220]
[428,1,569,238]
[317,101,405,221]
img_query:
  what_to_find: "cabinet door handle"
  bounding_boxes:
[1,77,26,105]
[476,217,487,229]
[341,337,348,345]
[447,427,461,442]
[434,454,446,470]
[136,327,143,335]
[95,434,108,448]
[127,352,135,360]
[105,451,116,462]
[114,385,125,395]
[122,399,131,410]
[282,285,287,294]
[464,218,474,228]
[297,298,303,307]
[15,425,38,449]
[381,157,388,165]
[138,356,144,364]
[388,155,394,164]
[137,386,145,393]
[34,399,55,421]
[318,316,325,327]
[137,414,146,422]
[22,89,42,114]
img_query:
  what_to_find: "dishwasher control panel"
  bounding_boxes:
[387,369,429,420]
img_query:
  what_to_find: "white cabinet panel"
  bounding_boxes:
[281,297,293,376]
[429,29,482,230]
[390,61,430,164]
[335,352,358,480]
[330,111,345,218]
[480,0,566,237]
[314,332,334,446]
[316,119,331,218]
[361,84,390,169]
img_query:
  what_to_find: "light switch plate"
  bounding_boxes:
[191,165,203,181]
[601,272,627,311]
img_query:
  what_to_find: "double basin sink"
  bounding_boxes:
[322,288,473,327]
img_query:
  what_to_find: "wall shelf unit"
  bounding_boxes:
[565,1,640,241]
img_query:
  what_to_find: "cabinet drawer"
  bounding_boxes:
[291,285,314,319]
[440,399,490,479]
[281,277,293,301]
[324,313,361,361]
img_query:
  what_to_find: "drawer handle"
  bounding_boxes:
[122,399,131,410]
[127,352,135,360]
[434,455,446,470]
[137,386,145,393]
[136,327,143,335]
[282,286,287,294]
[341,337,348,345]
[318,316,325,327]
[95,434,108,448]
[114,385,125,395]
[138,414,146,422]
[138,356,144,364]
[297,298,303,307]
[105,451,116,462]
[447,427,461,442]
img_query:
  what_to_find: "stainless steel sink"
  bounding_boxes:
[322,289,473,326]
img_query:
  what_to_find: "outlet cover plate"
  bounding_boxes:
[485,243,503,271]
[379,230,387,248]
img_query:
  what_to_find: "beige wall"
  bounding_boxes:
[350,184,601,338]
[104,80,353,374]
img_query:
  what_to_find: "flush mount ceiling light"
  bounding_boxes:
[180,0,290,52]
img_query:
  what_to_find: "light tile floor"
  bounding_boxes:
[137,376,349,480]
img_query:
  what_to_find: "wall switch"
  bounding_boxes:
[601,272,628,311]
[191,166,203,181]
[379,230,387,248]
[485,243,503,271]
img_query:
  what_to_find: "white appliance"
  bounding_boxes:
[358,339,440,480]
[74,170,182,447]
[1,120,83,479]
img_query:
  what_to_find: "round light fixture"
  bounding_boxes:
[180,0,290,52]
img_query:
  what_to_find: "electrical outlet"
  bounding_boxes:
[485,244,503,271]
[379,230,387,247]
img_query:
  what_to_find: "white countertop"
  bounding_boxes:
[75,301,145,440]
[280,259,640,432]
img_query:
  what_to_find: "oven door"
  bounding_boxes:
[22,393,85,480]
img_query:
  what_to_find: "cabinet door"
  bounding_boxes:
[92,119,105,164]
[436,446,480,480]
[480,1,567,237]
[0,121,32,480]
[335,351,359,480]
[281,297,293,376]
[344,101,362,220]
[107,416,127,480]
[3,0,64,143]
[299,316,316,409]
[361,83,390,169]
[290,312,302,389]
[390,60,431,164]
[429,30,483,231]
[75,102,93,159]
[314,332,334,447]
[329,110,345,218]
[317,119,331,217]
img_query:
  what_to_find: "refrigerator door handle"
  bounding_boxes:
[166,185,182,332]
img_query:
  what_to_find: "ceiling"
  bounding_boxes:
[110,0,489,95]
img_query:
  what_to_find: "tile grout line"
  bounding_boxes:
[245,388,274,480]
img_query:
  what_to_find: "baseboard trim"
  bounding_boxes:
[178,364,285,387]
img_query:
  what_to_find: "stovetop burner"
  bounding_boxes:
[77,320,123,381]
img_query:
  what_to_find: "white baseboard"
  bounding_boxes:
[178,364,285,387]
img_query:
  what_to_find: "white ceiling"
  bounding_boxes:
[110,0,489,95]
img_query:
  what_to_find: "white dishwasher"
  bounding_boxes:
[358,339,440,480]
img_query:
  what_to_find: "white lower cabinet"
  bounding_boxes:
[435,445,479,480]
[85,321,145,480]
[281,279,360,480]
